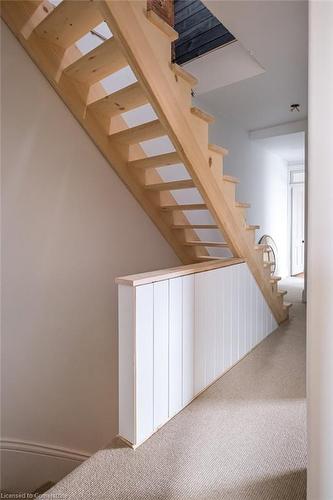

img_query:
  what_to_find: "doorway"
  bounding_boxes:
[290,170,305,276]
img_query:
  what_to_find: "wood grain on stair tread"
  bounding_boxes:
[170,63,198,87]
[128,151,180,169]
[64,38,128,85]
[146,9,179,41]
[208,143,229,156]
[172,224,219,229]
[246,224,260,230]
[109,119,165,144]
[4,0,289,323]
[255,244,270,251]
[89,82,148,118]
[191,107,215,124]
[34,0,104,48]
[236,202,251,208]
[196,256,228,261]
[161,203,207,211]
[145,179,195,191]
[184,241,228,247]
[100,2,288,323]
[223,175,239,184]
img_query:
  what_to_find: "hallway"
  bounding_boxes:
[43,283,306,500]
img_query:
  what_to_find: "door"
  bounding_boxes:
[291,183,305,275]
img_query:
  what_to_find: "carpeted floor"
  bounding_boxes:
[279,276,304,303]
[43,281,306,500]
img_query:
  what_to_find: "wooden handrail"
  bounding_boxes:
[115,257,245,286]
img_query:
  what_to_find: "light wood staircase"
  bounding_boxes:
[1,0,290,323]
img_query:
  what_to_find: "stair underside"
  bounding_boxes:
[0,0,289,324]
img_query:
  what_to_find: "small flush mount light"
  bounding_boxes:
[290,103,301,112]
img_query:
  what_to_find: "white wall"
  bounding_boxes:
[307,1,333,498]
[0,22,180,493]
[201,106,289,277]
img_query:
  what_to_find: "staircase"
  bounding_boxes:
[1,0,290,323]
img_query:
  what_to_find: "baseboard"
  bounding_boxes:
[1,440,92,493]
[0,439,91,462]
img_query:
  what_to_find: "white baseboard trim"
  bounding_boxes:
[0,439,91,462]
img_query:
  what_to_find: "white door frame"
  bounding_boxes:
[288,167,305,276]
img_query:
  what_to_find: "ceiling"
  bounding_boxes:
[190,0,308,131]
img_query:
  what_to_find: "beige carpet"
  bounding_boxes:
[279,276,304,303]
[43,286,306,500]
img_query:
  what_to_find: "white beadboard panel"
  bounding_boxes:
[231,264,239,364]
[255,279,261,345]
[215,267,225,378]
[205,269,218,385]
[259,286,266,341]
[222,265,233,371]
[195,269,220,390]
[249,267,256,350]
[194,272,205,395]
[118,261,280,447]
[153,281,169,429]
[135,284,154,444]
[239,264,247,359]
[244,265,250,352]
[195,272,210,393]
[168,277,183,417]
[182,274,195,406]
[118,285,135,444]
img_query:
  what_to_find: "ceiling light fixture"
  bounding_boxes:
[290,104,300,112]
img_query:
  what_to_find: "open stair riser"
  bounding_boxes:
[0,0,289,323]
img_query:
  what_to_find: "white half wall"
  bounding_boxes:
[118,261,277,448]
[201,108,289,277]
[0,22,180,493]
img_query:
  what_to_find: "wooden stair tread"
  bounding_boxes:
[255,244,270,250]
[128,152,180,169]
[191,107,215,124]
[2,0,290,324]
[246,224,260,230]
[172,224,219,229]
[223,175,239,184]
[196,256,227,261]
[145,179,194,191]
[146,10,178,41]
[236,202,251,208]
[278,290,288,297]
[270,276,281,283]
[208,143,229,156]
[34,1,104,48]
[89,82,148,118]
[161,203,207,211]
[184,241,228,247]
[109,119,165,144]
[170,63,198,87]
[64,38,128,85]
[283,302,292,310]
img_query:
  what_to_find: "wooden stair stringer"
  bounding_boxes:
[101,1,287,324]
[0,0,207,265]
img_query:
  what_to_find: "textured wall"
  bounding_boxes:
[0,22,180,493]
